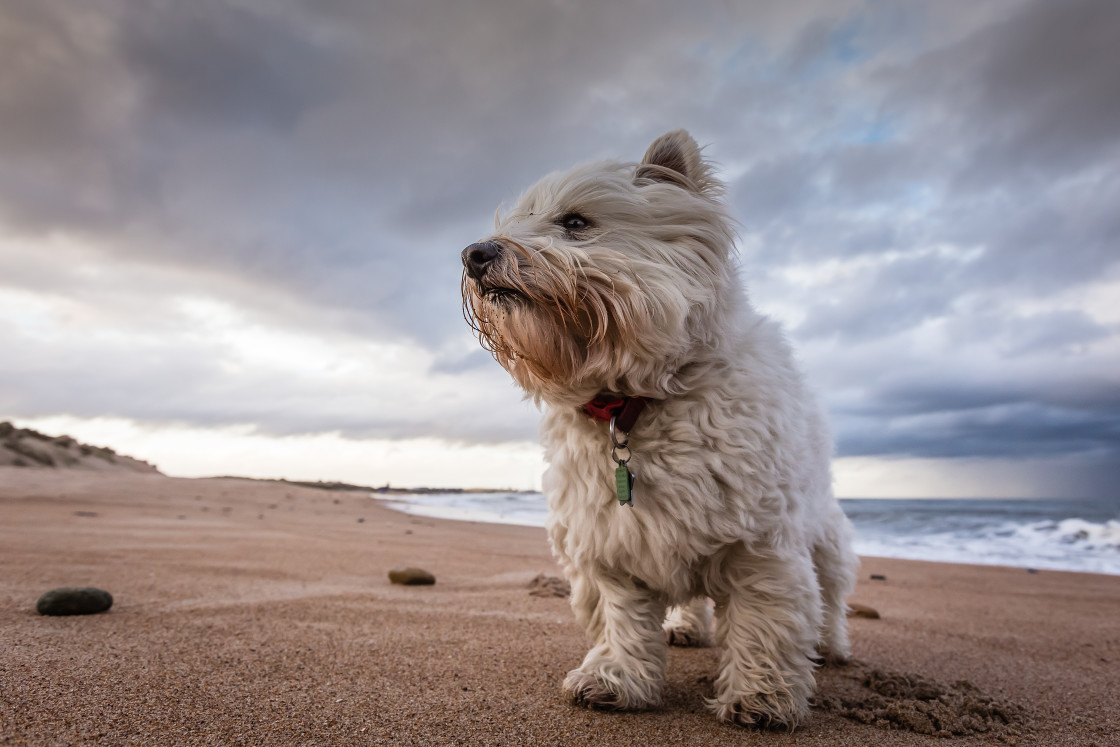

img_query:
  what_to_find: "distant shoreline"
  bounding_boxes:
[209,475,539,495]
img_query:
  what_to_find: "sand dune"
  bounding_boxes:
[0,422,160,474]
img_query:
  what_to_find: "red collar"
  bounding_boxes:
[582,394,647,433]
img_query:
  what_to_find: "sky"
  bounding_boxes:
[1,0,1117,498]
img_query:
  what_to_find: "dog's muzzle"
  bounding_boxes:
[462,241,502,281]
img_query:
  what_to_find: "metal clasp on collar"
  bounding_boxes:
[610,414,635,507]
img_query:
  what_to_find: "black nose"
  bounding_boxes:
[462,241,501,281]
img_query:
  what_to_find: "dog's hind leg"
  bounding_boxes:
[812,515,858,663]
[708,548,821,729]
[563,571,668,710]
[664,597,713,647]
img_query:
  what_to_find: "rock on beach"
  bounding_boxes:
[388,567,435,585]
[36,587,114,616]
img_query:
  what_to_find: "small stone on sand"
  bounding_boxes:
[870,574,887,581]
[388,567,435,585]
[36,587,113,616]
[847,602,881,619]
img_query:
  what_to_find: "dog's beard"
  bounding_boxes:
[461,239,635,400]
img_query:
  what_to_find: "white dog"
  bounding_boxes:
[461,130,858,729]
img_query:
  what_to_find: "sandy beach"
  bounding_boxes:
[1,468,1117,746]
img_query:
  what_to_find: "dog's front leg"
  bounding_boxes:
[708,550,821,729]
[563,570,668,710]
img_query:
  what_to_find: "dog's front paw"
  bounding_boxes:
[564,670,621,710]
[709,689,810,731]
[563,669,659,711]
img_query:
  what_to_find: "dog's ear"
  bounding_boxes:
[637,129,718,195]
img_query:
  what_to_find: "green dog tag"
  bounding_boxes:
[614,464,634,507]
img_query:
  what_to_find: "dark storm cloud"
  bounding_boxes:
[837,404,1120,460]
[119,0,342,131]
[1,0,1118,493]
[0,0,781,343]
[882,0,1120,187]
[721,0,1120,484]
[868,375,1120,423]
[820,338,1120,474]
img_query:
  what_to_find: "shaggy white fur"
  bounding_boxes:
[461,130,858,729]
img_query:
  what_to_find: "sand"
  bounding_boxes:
[1,468,1117,746]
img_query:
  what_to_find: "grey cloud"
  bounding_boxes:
[957,310,1112,358]
[735,0,1120,276]
[835,402,1120,460]
[120,0,344,131]
[0,324,539,444]
[1,0,790,348]
[962,175,1120,294]
[820,344,1120,466]
[428,350,497,376]
[793,251,964,342]
[845,375,1120,423]
[882,0,1120,187]
[732,153,821,228]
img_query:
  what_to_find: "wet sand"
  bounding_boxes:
[1,468,1118,745]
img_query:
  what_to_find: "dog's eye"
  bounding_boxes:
[560,213,590,232]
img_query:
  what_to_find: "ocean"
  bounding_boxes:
[375,492,1120,575]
